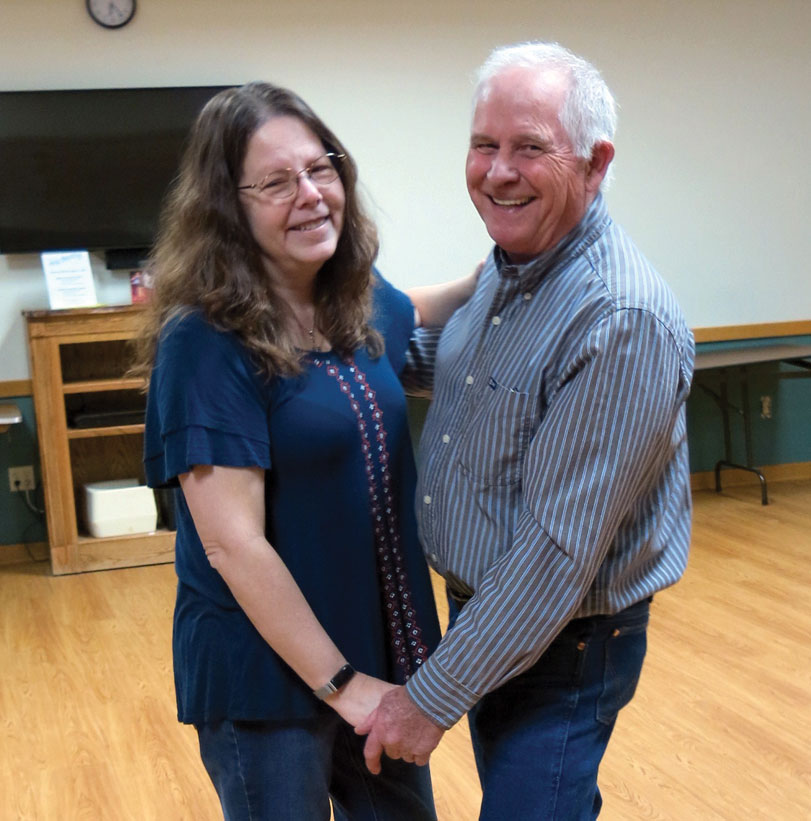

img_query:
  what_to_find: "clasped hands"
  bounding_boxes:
[329,673,445,773]
[356,685,445,773]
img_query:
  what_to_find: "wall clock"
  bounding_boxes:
[86,0,136,29]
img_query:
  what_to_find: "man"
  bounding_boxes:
[358,41,694,820]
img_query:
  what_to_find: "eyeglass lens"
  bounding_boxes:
[251,154,342,200]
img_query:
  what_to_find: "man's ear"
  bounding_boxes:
[586,140,615,192]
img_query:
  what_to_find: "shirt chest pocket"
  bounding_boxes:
[458,379,534,487]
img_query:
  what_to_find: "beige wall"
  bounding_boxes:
[1,0,810,380]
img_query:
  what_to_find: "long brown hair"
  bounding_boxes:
[130,81,382,382]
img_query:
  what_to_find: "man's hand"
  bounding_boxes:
[355,686,445,774]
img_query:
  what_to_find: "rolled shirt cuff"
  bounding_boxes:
[404,655,480,729]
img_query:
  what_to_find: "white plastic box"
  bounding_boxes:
[83,479,158,538]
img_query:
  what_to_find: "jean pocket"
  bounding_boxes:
[596,619,648,726]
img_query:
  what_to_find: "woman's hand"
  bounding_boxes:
[325,672,397,728]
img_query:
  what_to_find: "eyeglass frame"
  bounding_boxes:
[237,152,347,201]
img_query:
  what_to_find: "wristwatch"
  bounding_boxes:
[313,663,356,700]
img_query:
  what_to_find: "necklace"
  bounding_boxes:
[289,308,321,349]
[299,319,315,340]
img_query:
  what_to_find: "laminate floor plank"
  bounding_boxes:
[1,480,808,819]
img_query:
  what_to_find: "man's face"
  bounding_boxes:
[466,66,602,263]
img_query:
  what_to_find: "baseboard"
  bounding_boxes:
[692,320,811,342]
[691,461,811,491]
[0,379,32,399]
[0,541,49,566]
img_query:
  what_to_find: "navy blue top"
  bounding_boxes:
[144,276,440,724]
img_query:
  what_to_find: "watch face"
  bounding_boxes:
[86,0,136,28]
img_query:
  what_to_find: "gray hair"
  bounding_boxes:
[474,41,617,163]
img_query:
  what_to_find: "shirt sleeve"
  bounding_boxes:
[401,327,441,397]
[406,308,691,726]
[370,270,416,376]
[144,312,271,487]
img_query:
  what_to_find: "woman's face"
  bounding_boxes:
[238,115,345,282]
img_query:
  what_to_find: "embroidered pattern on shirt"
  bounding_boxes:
[312,354,429,681]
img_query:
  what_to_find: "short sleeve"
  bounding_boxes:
[370,270,415,375]
[144,312,271,487]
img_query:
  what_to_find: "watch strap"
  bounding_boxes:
[313,663,356,700]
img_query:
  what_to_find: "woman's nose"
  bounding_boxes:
[293,173,323,205]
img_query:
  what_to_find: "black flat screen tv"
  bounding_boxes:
[0,85,230,265]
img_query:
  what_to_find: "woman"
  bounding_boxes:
[132,82,473,820]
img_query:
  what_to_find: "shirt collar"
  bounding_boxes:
[494,193,609,290]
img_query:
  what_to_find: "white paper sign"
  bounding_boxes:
[41,251,98,310]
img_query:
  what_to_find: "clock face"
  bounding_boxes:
[86,0,136,29]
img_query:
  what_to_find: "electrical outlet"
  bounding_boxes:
[8,465,36,492]
[760,395,772,420]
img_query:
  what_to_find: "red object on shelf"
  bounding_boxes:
[130,270,153,304]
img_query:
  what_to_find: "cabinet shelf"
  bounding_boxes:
[67,424,145,439]
[25,305,174,575]
[63,377,146,394]
[73,529,175,571]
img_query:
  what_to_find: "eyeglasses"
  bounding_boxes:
[238,152,346,201]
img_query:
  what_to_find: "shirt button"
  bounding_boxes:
[429,553,439,564]
[465,375,474,385]
[423,495,432,505]
[523,292,532,301]
[491,316,501,326]
[441,434,450,444]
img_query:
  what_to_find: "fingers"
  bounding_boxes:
[360,726,435,773]
[414,750,431,767]
[363,726,384,775]
[358,687,444,773]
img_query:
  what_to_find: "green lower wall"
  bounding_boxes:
[2,343,809,547]
[0,396,48,548]
[688,336,811,473]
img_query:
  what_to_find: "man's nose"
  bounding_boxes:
[487,152,520,183]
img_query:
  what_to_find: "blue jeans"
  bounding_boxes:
[196,712,436,821]
[450,594,650,821]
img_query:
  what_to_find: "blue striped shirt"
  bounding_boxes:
[403,194,694,727]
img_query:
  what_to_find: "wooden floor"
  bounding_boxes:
[1,480,809,820]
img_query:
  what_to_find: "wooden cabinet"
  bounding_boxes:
[25,306,174,575]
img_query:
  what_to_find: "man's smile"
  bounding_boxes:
[489,195,535,207]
